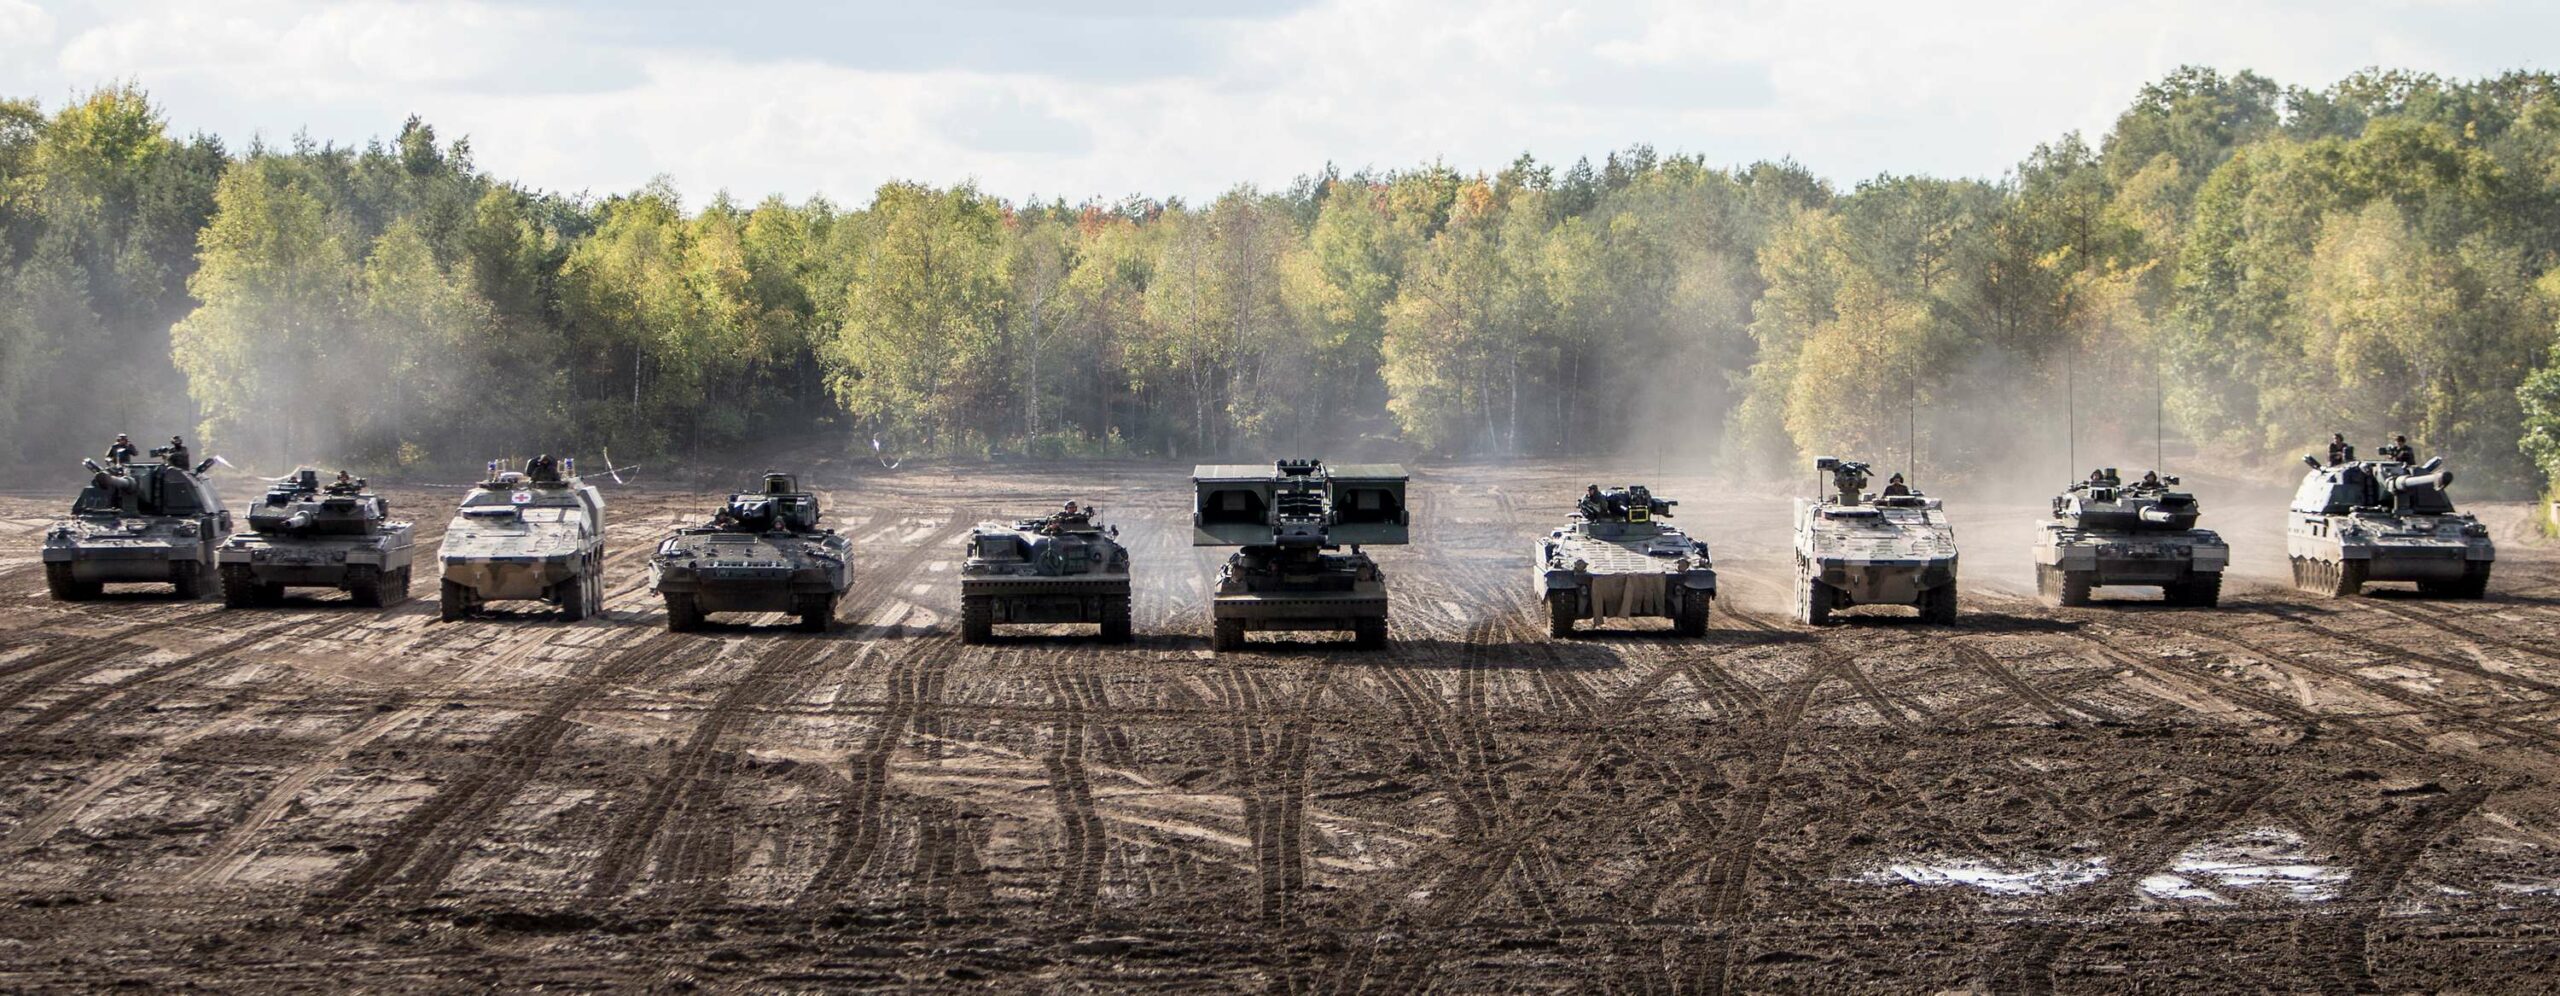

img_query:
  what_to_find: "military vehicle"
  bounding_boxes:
[218,469,415,607]
[1195,460,1408,651]
[650,472,852,632]
[42,456,232,600]
[2033,469,2228,607]
[959,501,1131,644]
[1793,458,1959,624]
[438,456,607,621]
[2287,454,2491,598]
[1535,484,1714,637]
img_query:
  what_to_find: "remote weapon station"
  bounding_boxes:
[1194,460,1408,651]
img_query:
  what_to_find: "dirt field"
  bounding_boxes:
[3,460,2559,993]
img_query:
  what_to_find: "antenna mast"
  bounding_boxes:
[2065,350,2076,481]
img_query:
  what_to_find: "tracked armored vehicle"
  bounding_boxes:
[218,469,415,607]
[1196,460,1408,651]
[1536,485,1714,636]
[43,456,232,600]
[2033,470,2227,607]
[650,473,852,632]
[438,457,606,621]
[959,502,1131,644]
[1794,458,1958,624]
[2288,454,2491,598]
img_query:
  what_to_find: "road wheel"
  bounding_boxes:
[169,560,206,600]
[1099,595,1133,643]
[1674,591,1710,637]
[2331,559,2367,598]
[2057,570,2093,608]
[1798,577,1831,626]
[664,592,702,631]
[961,595,993,644]
[221,565,259,608]
[45,562,98,601]
[441,580,470,622]
[1547,591,1578,638]
[1353,616,1388,650]
[390,566,413,605]
[558,576,590,621]
[1920,583,1959,625]
[1211,617,1246,652]
[796,593,835,633]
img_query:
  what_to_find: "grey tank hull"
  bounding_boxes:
[219,532,414,589]
[963,575,1131,625]
[45,539,213,582]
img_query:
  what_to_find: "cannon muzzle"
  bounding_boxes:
[284,510,316,531]
[2137,505,2182,525]
[2392,470,2454,493]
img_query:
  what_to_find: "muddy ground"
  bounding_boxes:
[2,460,2559,993]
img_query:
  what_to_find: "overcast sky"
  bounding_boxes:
[0,0,2552,206]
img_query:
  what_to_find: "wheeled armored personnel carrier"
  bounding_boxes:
[1195,460,1407,651]
[1536,485,1715,636]
[960,501,1131,644]
[218,469,415,607]
[1793,458,1958,624]
[42,456,232,600]
[2033,469,2228,607]
[2287,454,2491,598]
[438,456,606,621]
[650,473,852,632]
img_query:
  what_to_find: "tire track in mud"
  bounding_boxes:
[2183,612,2560,757]
[1041,644,1110,918]
[1222,660,1331,923]
[309,628,699,909]
[588,512,961,903]
[798,634,961,902]
[2293,783,2491,996]
[1948,642,2112,726]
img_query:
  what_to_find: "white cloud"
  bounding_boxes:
[12,0,2560,203]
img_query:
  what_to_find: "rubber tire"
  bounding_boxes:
[557,576,589,621]
[441,580,470,622]
[221,565,261,608]
[1353,616,1388,650]
[1674,591,1710,637]
[46,562,99,601]
[2057,570,2093,608]
[1212,617,1246,652]
[1798,577,1831,626]
[1548,591,1578,638]
[796,593,835,633]
[961,595,993,644]
[170,560,206,600]
[1920,583,1958,625]
[1100,595,1132,643]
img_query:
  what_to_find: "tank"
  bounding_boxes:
[41,456,233,600]
[217,468,416,607]
[1535,485,1715,637]
[2032,469,2228,607]
[2287,454,2491,597]
[437,456,607,621]
[1195,460,1408,651]
[1793,457,1959,624]
[959,501,1131,644]
[649,472,852,632]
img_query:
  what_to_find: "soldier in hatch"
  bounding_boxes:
[2140,470,2161,489]
[107,434,138,465]
[2381,434,2416,463]
[326,471,361,495]
[1580,485,1606,518]
[162,436,191,469]
[2328,433,2351,466]
[1883,473,1911,497]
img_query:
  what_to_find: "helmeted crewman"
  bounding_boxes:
[326,470,361,495]
[2380,434,2416,463]
[2327,433,2352,466]
[106,434,138,465]
[1882,473,1912,497]
[163,436,190,469]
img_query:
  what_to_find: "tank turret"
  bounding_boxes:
[44,452,232,600]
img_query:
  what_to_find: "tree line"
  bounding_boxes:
[7,70,2560,495]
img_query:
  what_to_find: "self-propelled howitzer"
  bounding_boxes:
[2287,455,2491,598]
[43,456,232,600]
[1194,460,1407,651]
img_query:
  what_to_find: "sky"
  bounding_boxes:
[0,0,2553,206]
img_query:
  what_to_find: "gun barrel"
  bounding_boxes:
[2393,470,2454,492]
[2137,505,2181,524]
[284,510,316,530]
